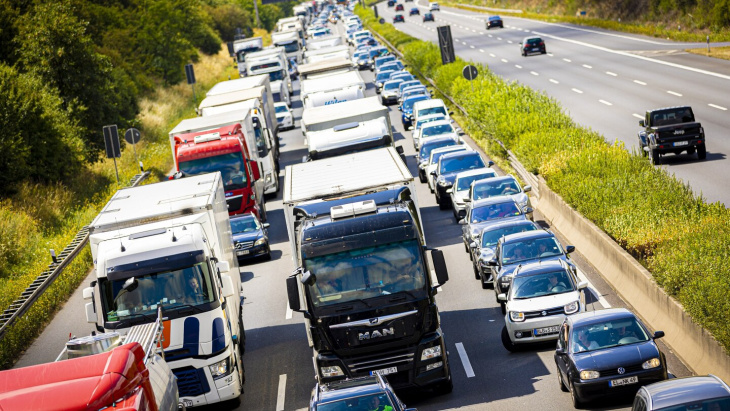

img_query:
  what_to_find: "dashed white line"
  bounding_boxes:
[549,79,560,84]
[479,49,485,52]
[455,342,476,378]
[632,113,644,119]
[667,90,683,96]
[462,41,467,45]
[488,34,493,38]
[524,30,531,33]
[515,64,522,69]
[497,37,503,40]
[582,64,593,69]
[563,58,572,63]
[470,45,475,48]
[489,53,496,57]
[572,88,583,94]
[599,99,613,106]
[478,31,484,35]
[530,71,539,76]
[276,374,287,411]
[286,302,293,319]
[501,58,508,63]
[708,103,728,110]
[507,40,513,44]
[606,71,617,76]
[634,80,647,85]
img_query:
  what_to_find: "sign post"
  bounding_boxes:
[124,127,143,172]
[185,63,197,105]
[103,125,121,184]
[462,64,478,92]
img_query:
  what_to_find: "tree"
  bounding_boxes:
[207,3,254,41]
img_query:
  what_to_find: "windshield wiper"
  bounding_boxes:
[114,311,157,325]
[164,303,206,314]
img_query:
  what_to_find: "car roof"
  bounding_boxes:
[642,375,730,409]
[440,150,480,162]
[513,260,568,278]
[500,228,554,243]
[455,167,496,182]
[473,196,519,208]
[422,119,452,128]
[230,212,256,222]
[316,376,386,403]
[417,113,444,122]
[473,175,517,186]
[404,95,429,103]
[566,308,634,326]
[421,136,457,146]
[481,220,538,234]
[524,36,542,41]
[430,145,468,158]
[489,15,501,20]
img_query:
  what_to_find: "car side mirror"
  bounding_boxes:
[653,331,665,340]
[565,245,576,254]
[263,223,270,229]
[408,126,414,131]
[639,120,645,127]
[458,219,466,225]
[469,242,477,249]
[430,171,437,176]
[524,206,534,214]
[523,185,532,193]
[497,293,507,302]
[445,188,452,194]
[487,161,495,167]
[487,259,497,266]
[449,110,454,115]
[577,281,588,290]
[555,347,567,355]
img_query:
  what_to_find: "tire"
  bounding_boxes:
[464,241,470,254]
[686,147,696,155]
[648,148,660,165]
[697,143,707,160]
[263,247,272,261]
[419,171,426,183]
[259,202,267,222]
[501,326,517,352]
[481,277,489,289]
[473,263,480,279]
[238,315,246,356]
[557,365,569,392]
[570,381,585,409]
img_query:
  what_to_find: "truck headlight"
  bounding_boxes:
[564,301,579,315]
[254,238,267,246]
[642,358,661,369]
[209,356,232,379]
[265,174,272,184]
[421,345,442,360]
[320,365,344,378]
[580,370,600,380]
[509,311,524,322]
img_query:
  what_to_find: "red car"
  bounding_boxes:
[395,3,404,11]
[393,14,405,23]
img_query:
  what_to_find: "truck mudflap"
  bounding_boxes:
[316,329,450,391]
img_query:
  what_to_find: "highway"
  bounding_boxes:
[378,0,730,205]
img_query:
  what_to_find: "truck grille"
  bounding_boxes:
[173,367,211,398]
[524,306,565,319]
[343,347,415,373]
[226,196,244,213]
[235,241,254,249]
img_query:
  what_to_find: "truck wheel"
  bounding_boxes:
[501,326,517,352]
[418,170,426,183]
[648,148,660,165]
[697,143,707,160]
[481,277,489,289]
[238,314,246,355]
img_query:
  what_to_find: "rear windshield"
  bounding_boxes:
[527,38,542,45]
[421,140,456,158]
[456,171,497,191]
[481,223,537,247]
[422,124,454,137]
[440,154,485,173]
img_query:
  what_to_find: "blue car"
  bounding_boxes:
[230,212,271,262]
[400,94,429,129]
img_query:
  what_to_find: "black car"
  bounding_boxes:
[521,36,546,56]
[461,197,532,262]
[230,212,271,262]
[387,0,396,6]
[423,12,434,22]
[486,15,503,29]
[416,136,460,183]
[409,7,420,15]
[632,375,730,410]
[395,3,404,11]
[393,14,405,23]
[309,374,416,411]
[555,308,668,408]
[469,220,540,288]
[432,151,491,209]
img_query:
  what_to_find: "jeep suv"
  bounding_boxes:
[638,106,706,164]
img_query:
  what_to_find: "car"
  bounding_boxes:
[498,260,587,351]
[309,374,415,411]
[638,106,706,164]
[366,46,389,68]
[632,375,730,411]
[429,2,440,11]
[521,36,546,56]
[412,99,451,132]
[375,70,395,93]
[274,102,294,130]
[378,61,404,76]
[433,151,492,209]
[448,168,499,222]
[411,114,447,149]
[387,0,396,6]
[400,94,429,128]
[381,79,405,105]
[416,135,460,183]
[288,58,298,80]
[469,220,540,288]
[352,50,369,69]
[424,145,471,191]
[230,212,271,262]
[398,80,422,99]
[423,12,434,22]
[418,119,461,150]
[389,72,413,83]
[373,54,396,72]
[465,175,533,220]
[555,308,668,408]
[460,197,532,260]
[409,7,420,15]
[487,230,574,310]
[395,3,404,11]
[486,15,503,29]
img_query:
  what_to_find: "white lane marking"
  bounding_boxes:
[479,31,484,35]
[286,302,293,319]
[488,34,493,38]
[599,99,613,106]
[470,45,475,48]
[575,268,611,308]
[563,58,572,63]
[667,90,683,96]
[572,88,583,94]
[709,103,728,111]
[547,53,554,57]
[632,113,644,119]
[549,79,560,84]
[497,37,503,40]
[455,342,476,378]
[479,49,485,52]
[507,40,513,44]
[276,374,287,411]
[606,71,617,76]
[489,53,496,57]
[455,38,460,42]
[530,71,539,76]
[501,58,508,63]
[462,41,467,45]
[524,30,531,33]
[515,64,522,69]
[634,80,647,85]
[582,64,593,69]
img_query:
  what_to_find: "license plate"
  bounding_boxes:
[237,250,250,256]
[673,141,688,146]
[534,325,560,336]
[370,367,397,376]
[609,376,638,387]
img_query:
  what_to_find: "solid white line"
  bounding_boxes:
[276,374,287,411]
[632,113,644,119]
[572,88,583,94]
[606,71,617,76]
[634,80,647,85]
[549,79,559,84]
[515,64,522,69]
[582,64,593,69]
[599,99,613,106]
[286,302,293,319]
[709,103,728,111]
[455,342,476,378]
[667,90,683,96]
[530,71,539,76]
[563,58,572,63]
[501,58,508,63]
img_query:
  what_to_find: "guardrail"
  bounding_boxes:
[0,171,151,340]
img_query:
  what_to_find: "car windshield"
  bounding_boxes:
[304,240,426,308]
[481,224,537,247]
[384,81,402,90]
[456,171,497,191]
[391,74,413,82]
[655,398,730,411]
[400,81,420,91]
[422,124,454,137]
[652,107,695,125]
[430,148,464,165]
[317,393,395,411]
[511,270,575,300]
[179,152,247,191]
[375,56,395,68]
[470,201,521,223]
[418,106,447,117]
[420,140,455,159]
[404,89,427,99]
[440,155,485,173]
[571,317,650,353]
[275,105,288,113]
[501,237,563,264]
[472,178,521,200]
[376,71,395,81]
[231,216,260,234]
[416,116,446,129]
[403,97,427,110]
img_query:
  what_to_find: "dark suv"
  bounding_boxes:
[520,37,546,56]
[486,15,503,29]
[393,14,405,23]
[432,151,492,209]
[309,374,416,411]
[638,106,706,164]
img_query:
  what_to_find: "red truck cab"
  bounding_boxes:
[173,124,266,220]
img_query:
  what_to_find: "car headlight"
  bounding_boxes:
[509,311,524,322]
[421,345,442,360]
[320,365,344,378]
[209,356,232,379]
[254,238,267,246]
[564,300,579,315]
[501,276,512,284]
[642,358,661,369]
[580,370,600,380]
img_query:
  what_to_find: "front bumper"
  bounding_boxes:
[235,242,269,261]
[572,367,667,403]
[263,170,277,194]
[382,93,399,104]
[173,348,241,408]
[505,314,565,344]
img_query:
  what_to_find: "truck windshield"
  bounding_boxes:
[268,69,287,82]
[99,262,216,323]
[280,41,300,53]
[179,152,248,191]
[304,240,426,308]
[236,47,261,63]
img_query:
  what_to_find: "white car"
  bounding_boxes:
[448,168,498,222]
[498,260,587,351]
[410,114,446,149]
[466,175,532,219]
[425,145,470,193]
[418,120,462,149]
[274,102,294,130]
[429,2,440,11]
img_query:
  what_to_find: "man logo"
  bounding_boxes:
[359,328,395,341]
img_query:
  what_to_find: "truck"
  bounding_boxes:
[301,96,390,137]
[172,99,280,196]
[300,70,364,105]
[306,117,392,161]
[297,57,353,80]
[207,74,289,114]
[304,46,352,64]
[82,173,245,408]
[272,30,303,64]
[284,147,453,393]
[305,35,344,51]
[233,37,264,77]
[199,84,279,139]
[245,47,293,95]
[303,86,364,109]
[171,123,266,220]
[638,105,707,164]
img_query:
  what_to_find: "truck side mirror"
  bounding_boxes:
[221,274,235,298]
[639,120,645,127]
[85,302,98,324]
[216,260,231,274]
[286,276,302,312]
[430,249,449,286]
[249,160,261,181]
[301,270,316,286]
[83,287,94,300]
[497,293,507,302]
[396,145,404,154]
